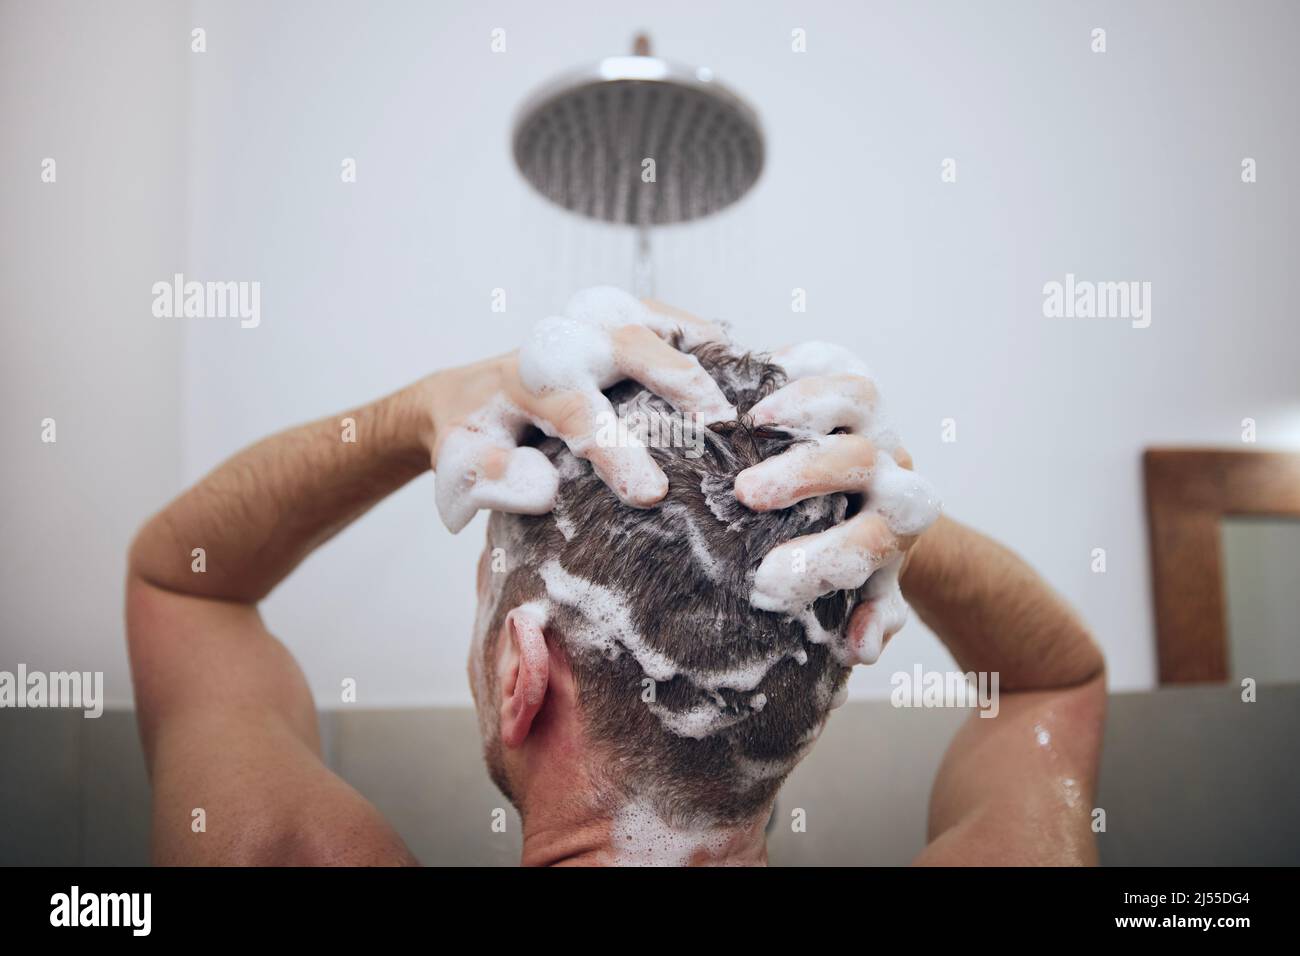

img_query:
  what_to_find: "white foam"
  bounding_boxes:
[434,398,558,534]
[653,691,767,745]
[518,288,732,404]
[846,555,909,665]
[750,373,876,435]
[736,433,874,511]
[750,523,919,668]
[517,315,618,396]
[646,700,752,739]
[732,753,801,789]
[739,347,942,665]
[701,475,746,531]
[567,286,721,350]
[768,340,906,452]
[732,721,824,790]
[512,600,550,628]
[750,519,887,614]
[436,286,738,531]
[537,557,801,736]
[546,557,796,693]
[609,799,739,866]
[661,502,722,583]
[689,651,790,693]
[772,340,874,380]
[868,454,941,537]
[538,558,679,682]
[563,286,654,333]
[553,509,576,541]
[736,439,932,534]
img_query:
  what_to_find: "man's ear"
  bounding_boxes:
[498,605,550,749]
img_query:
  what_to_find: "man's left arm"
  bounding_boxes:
[127,378,439,864]
[128,312,729,863]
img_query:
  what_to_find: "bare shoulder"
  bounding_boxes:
[914,674,1107,866]
[127,579,418,866]
[146,701,420,866]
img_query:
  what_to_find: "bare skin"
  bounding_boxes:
[726,349,1105,864]
[128,329,1104,866]
[480,518,1104,866]
[905,516,1105,865]
[129,307,722,865]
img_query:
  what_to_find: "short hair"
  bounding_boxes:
[481,342,861,825]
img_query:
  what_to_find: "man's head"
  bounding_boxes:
[470,342,864,833]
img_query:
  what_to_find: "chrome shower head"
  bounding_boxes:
[512,36,764,226]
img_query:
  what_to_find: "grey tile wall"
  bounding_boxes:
[2,684,1296,866]
[1096,682,1300,866]
[332,708,522,866]
[1,708,80,865]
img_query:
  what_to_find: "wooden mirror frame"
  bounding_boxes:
[1143,448,1300,683]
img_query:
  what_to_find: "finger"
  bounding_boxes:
[771,341,873,381]
[528,387,668,507]
[563,287,727,350]
[749,512,901,614]
[844,556,909,665]
[748,373,878,434]
[564,286,654,330]
[434,429,558,533]
[762,345,902,451]
[868,453,942,537]
[611,323,736,422]
[640,298,729,348]
[735,434,876,511]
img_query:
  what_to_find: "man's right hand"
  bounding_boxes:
[429,287,736,533]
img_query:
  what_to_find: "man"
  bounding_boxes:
[126,295,1104,866]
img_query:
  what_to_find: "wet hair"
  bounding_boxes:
[481,342,863,825]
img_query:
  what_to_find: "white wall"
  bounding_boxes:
[1,1,188,706]
[5,0,1299,707]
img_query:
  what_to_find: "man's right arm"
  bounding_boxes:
[901,516,1107,865]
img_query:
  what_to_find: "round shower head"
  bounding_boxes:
[512,38,764,226]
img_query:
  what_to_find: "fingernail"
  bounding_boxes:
[734,471,765,508]
[625,471,667,507]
